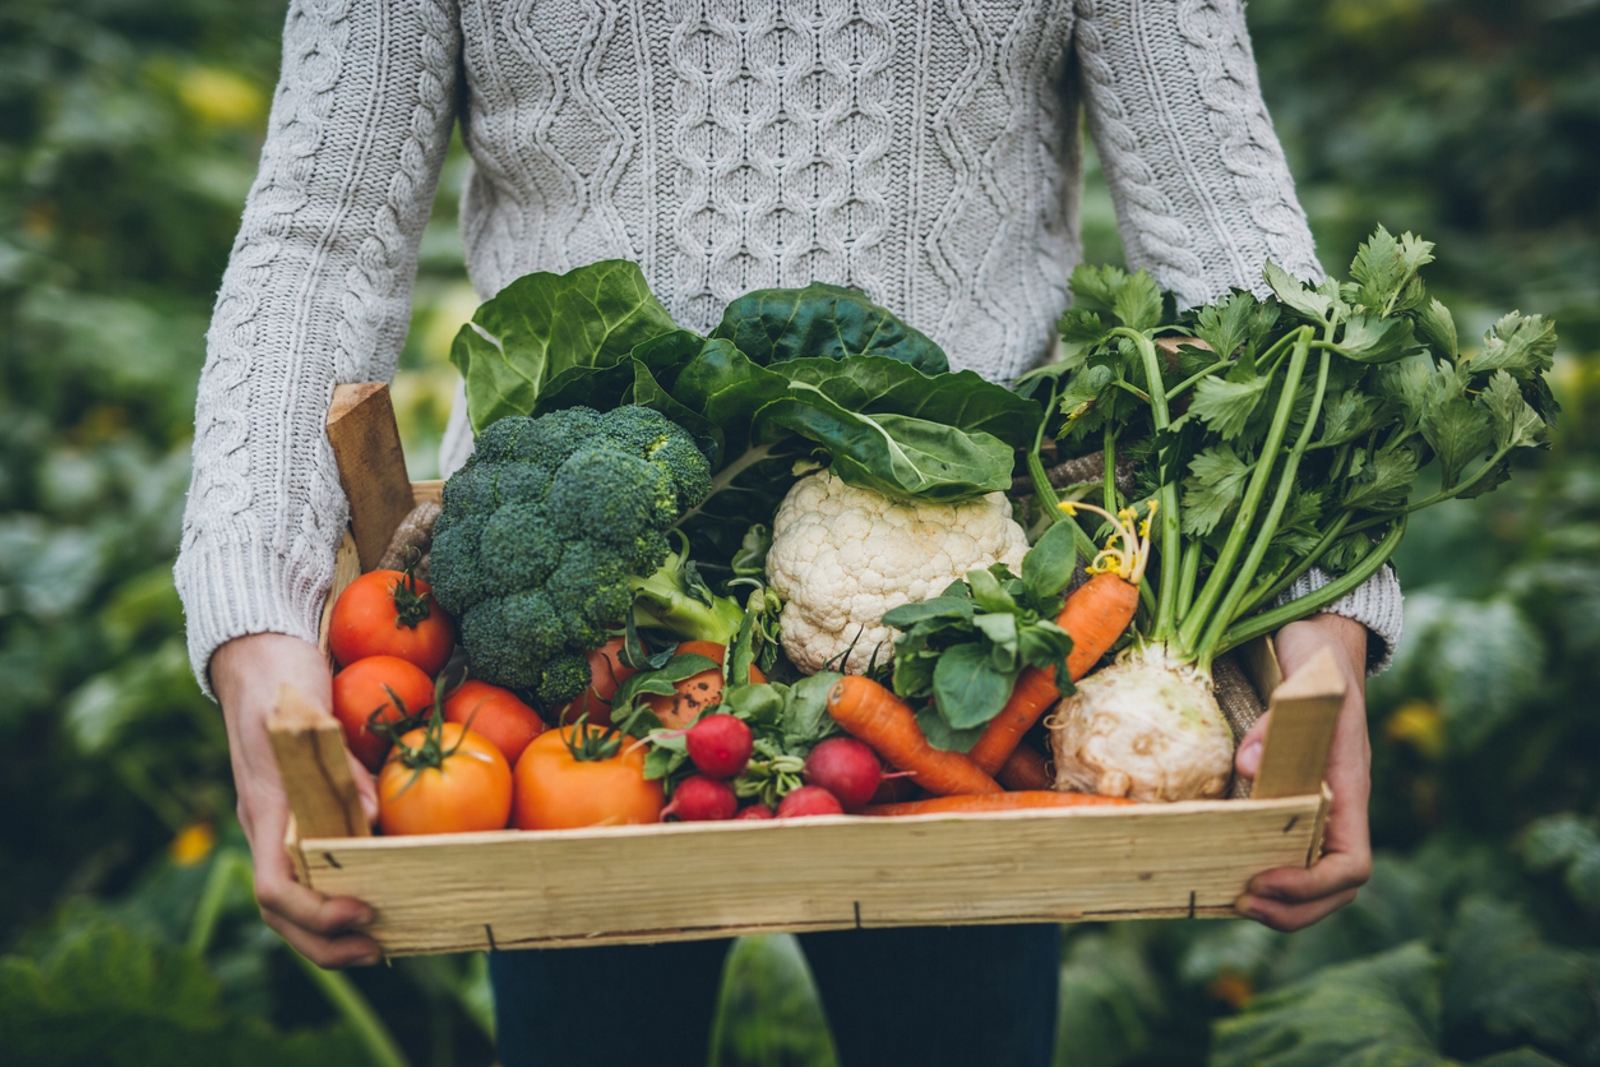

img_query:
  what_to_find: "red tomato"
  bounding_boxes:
[331,655,436,771]
[378,723,512,835]
[512,725,663,830]
[642,640,767,729]
[445,680,545,765]
[329,568,456,675]
[554,637,636,728]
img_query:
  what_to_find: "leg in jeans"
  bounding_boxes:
[798,924,1060,1067]
[490,938,732,1067]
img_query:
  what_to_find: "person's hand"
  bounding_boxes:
[1232,613,1372,931]
[211,632,382,967]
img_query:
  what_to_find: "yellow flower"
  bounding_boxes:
[169,821,217,867]
[178,67,265,129]
[1384,700,1445,760]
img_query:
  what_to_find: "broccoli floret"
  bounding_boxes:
[430,405,738,703]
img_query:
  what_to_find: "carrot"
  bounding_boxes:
[826,676,1002,797]
[967,501,1152,776]
[996,744,1054,791]
[861,791,1136,816]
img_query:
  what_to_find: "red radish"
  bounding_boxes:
[802,737,882,812]
[685,714,753,779]
[777,786,844,818]
[735,804,775,820]
[660,775,738,822]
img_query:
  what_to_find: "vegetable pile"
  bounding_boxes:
[325,227,1557,834]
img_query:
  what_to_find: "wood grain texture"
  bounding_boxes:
[315,531,361,661]
[1251,648,1346,799]
[268,684,370,840]
[300,794,1326,955]
[327,383,414,572]
[1237,634,1284,702]
[412,480,443,506]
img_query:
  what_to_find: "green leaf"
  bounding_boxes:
[731,524,772,578]
[1481,370,1548,451]
[1349,225,1434,314]
[1422,372,1494,489]
[1470,313,1557,381]
[1057,929,1168,1067]
[1376,354,1435,427]
[965,567,1018,616]
[1523,815,1600,913]
[1194,291,1257,357]
[1338,312,1416,363]
[1021,519,1080,602]
[914,704,989,753]
[1317,392,1383,448]
[1112,269,1163,331]
[1182,445,1251,536]
[1191,376,1269,440]
[779,672,843,752]
[1057,364,1117,423]
[880,595,977,629]
[1211,942,1445,1067]
[710,282,948,373]
[1442,897,1597,1049]
[1414,297,1458,360]
[1263,260,1333,323]
[1057,307,1108,345]
[931,641,1014,729]
[973,612,1020,667]
[450,260,679,432]
[1069,263,1132,314]
[1342,447,1418,510]
[1406,594,1543,750]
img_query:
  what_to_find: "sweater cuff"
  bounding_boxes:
[1272,565,1404,675]
[174,527,331,701]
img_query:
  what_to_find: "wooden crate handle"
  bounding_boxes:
[1251,647,1346,799]
[267,684,371,839]
[327,382,414,572]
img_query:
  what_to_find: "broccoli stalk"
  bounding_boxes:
[630,536,746,646]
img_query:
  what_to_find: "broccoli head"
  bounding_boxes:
[430,405,721,704]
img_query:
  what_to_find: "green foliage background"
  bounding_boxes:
[0,0,1595,1064]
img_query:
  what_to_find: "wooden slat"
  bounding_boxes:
[268,684,370,840]
[412,480,443,506]
[1236,634,1283,703]
[300,794,1325,956]
[1251,647,1346,800]
[327,383,414,572]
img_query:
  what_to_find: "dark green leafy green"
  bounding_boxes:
[710,283,949,373]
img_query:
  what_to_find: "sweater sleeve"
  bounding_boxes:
[1074,0,1404,671]
[175,0,461,696]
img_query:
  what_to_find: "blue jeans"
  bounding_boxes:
[490,923,1060,1067]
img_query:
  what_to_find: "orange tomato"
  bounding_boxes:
[378,723,513,835]
[642,640,767,729]
[444,679,545,765]
[512,725,664,830]
[331,655,436,771]
[329,568,456,675]
[554,636,636,728]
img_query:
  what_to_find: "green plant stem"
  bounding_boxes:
[1196,344,1331,669]
[290,951,413,1067]
[673,441,777,528]
[186,847,251,957]
[1164,359,1227,402]
[1243,511,1352,615]
[1175,540,1201,621]
[1175,326,1313,656]
[1102,421,1118,513]
[1113,327,1181,640]
[1216,517,1407,654]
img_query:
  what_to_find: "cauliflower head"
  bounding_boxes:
[765,469,1029,674]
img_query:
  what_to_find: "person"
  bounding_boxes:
[180,2,1401,1063]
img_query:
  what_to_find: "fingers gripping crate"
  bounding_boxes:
[270,384,1342,958]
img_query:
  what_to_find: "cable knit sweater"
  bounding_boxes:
[177,0,1403,694]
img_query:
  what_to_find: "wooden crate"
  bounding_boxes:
[271,385,1343,958]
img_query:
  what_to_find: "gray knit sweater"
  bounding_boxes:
[177,0,1403,693]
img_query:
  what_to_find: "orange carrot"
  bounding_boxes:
[861,791,1135,816]
[996,744,1054,791]
[967,500,1152,776]
[826,676,1002,797]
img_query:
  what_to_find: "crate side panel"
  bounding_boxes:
[303,798,1323,955]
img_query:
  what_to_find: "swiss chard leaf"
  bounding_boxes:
[710,282,949,373]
